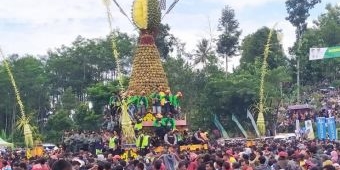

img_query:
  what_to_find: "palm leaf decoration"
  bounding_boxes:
[257,24,277,136]
[0,47,34,148]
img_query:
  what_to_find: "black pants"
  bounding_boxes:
[163,103,171,114]
[111,106,120,117]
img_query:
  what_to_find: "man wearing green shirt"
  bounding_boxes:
[151,89,161,114]
[153,114,166,138]
[162,114,176,133]
[137,91,148,116]
[127,90,138,119]
[171,91,182,115]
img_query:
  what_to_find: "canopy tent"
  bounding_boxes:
[0,137,13,148]
[288,104,311,110]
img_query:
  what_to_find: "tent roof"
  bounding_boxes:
[288,104,311,110]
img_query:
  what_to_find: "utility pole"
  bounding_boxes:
[297,55,300,103]
[296,31,302,104]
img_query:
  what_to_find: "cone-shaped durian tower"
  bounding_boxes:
[129,0,169,94]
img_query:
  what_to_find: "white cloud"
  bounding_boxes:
[0,0,136,55]
[205,0,285,10]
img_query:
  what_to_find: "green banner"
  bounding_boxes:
[232,114,248,138]
[310,46,340,60]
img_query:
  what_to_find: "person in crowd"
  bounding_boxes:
[192,129,206,144]
[171,91,182,116]
[153,160,163,170]
[174,130,184,146]
[153,114,166,139]
[137,90,148,116]
[51,160,72,170]
[134,116,143,134]
[158,86,166,113]
[162,114,176,133]
[151,88,162,115]
[164,130,177,147]
[136,131,150,156]
[108,131,119,151]
[32,158,49,170]
[163,89,172,115]
[214,159,224,170]
[1,161,11,170]
[205,161,214,170]
[127,90,138,119]
[177,161,188,170]
[135,162,144,170]
[109,91,121,118]
[254,156,271,170]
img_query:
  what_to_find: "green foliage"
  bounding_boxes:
[44,110,74,143]
[240,27,287,70]
[216,5,241,72]
[0,129,12,142]
[155,24,177,59]
[291,4,340,85]
[60,87,78,111]
[216,5,241,57]
[193,38,215,66]
[285,0,321,36]
[74,104,102,131]
[87,81,124,114]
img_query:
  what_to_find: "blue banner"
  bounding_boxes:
[317,117,326,140]
[327,117,337,141]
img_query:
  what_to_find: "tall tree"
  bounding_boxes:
[60,87,78,112]
[155,24,177,59]
[286,0,321,38]
[240,27,287,70]
[293,4,340,85]
[285,0,321,102]
[216,6,241,73]
[194,38,215,66]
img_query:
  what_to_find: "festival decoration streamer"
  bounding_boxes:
[111,0,134,25]
[257,24,277,136]
[0,47,34,148]
[102,0,123,88]
[162,0,179,19]
[102,0,135,143]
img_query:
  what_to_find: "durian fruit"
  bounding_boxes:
[132,0,161,30]
[129,0,167,93]
[147,0,161,29]
[128,34,169,94]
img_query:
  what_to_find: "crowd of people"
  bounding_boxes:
[3,137,340,169]
[59,86,209,161]
[277,86,340,133]
[3,86,340,170]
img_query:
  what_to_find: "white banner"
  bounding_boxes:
[309,48,327,60]
[305,120,315,140]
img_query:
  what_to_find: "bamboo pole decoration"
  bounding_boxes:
[0,47,34,148]
[257,24,277,136]
[102,0,123,88]
[120,100,136,144]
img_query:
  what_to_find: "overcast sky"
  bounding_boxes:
[0,0,339,71]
